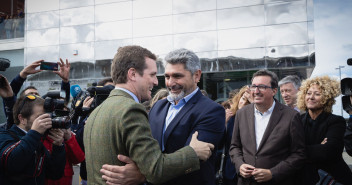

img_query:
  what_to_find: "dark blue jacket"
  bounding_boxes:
[149,89,225,185]
[224,116,237,182]
[2,74,70,129]
[0,125,66,185]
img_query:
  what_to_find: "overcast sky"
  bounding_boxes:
[312,0,352,117]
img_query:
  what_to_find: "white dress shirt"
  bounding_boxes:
[254,100,276,150]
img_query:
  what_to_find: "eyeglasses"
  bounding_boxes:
[18,95,38,114]
[248,85,273,91]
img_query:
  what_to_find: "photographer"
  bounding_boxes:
[344,96,352,156]
[0,95,66,185]
[2,59,70,129]
[43,127,85,185]
[71,96,94,185]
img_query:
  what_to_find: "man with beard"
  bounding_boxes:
[84,46,215,185]
[0,95,66,185]
[229,70,305,185]
[278,75,301,112]
[100,48,225,185]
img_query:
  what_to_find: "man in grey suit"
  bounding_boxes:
[84,45,214,184]
[229,69,305,185]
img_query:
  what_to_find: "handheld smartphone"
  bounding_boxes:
[40,61,58,71]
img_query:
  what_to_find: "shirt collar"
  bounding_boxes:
[255,100,276,116]
[167,87,199,105]
[115,87,139,103]
[16,125,27,134]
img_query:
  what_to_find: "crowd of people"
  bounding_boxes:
[0,45,352,185]
[0,10,25,40]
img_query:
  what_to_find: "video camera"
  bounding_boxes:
[71,84,114,118]
[341,58,352,114]
[43,90,71,129]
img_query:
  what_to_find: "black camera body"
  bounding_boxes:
[0,58,10,71]
[341,78,352,96]
[341,59,352,114]
[71,85,114,117]
[43,90,71,129]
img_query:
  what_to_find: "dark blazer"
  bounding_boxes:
[229,100,306,185]
[301,112,352,185]
[149,89,225,185]
[224,116,237,182]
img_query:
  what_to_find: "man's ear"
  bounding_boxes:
[18,114,26,125]
[272,88,278,95]
[127,68,137,82]
[193,69,202,83]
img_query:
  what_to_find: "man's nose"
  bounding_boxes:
[167,77,176,86]
[254,87,260,93]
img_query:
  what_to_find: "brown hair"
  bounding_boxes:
[230,86,250,115]
[13,95,45,125]
[97,77,113,86]
[20,86,38,96]
[297,76,340,113]
[111,45,157,84]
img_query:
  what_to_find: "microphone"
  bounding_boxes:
[347,58,352,66]
[70,84,82,98]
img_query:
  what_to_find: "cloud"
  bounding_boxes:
[311,0,352,78]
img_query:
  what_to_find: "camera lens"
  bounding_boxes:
[51,116,71,129]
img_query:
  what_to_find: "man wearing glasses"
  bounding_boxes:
[229,69,305,185]
[0,95,66,185]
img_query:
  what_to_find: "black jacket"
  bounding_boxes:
[0,125,66,185]
[344,116,352,156]
[301,112,352,185]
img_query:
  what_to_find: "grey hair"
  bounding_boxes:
[164,48,200,74]
[278,75,301,90]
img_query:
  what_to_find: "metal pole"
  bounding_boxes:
[335,66,345,116]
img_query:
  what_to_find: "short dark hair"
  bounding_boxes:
[111,45,157,84]
[251,69,278,89]
[97,77,113,86]
[20,86,38,96]
[13,95,44,125]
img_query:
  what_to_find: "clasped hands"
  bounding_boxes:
[239,164,272,183]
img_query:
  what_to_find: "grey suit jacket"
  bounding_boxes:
[84,89,200,185]
[229,100,305,185]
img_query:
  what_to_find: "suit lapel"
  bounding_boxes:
[151,100,170,149]
[256,101,282,153]
[247,104,257,152]
[163,90,202,146]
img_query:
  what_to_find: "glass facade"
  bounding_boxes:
[19,0,314,101]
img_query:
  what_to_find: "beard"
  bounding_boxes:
[25,120,32,131]
[167,84,186,102]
